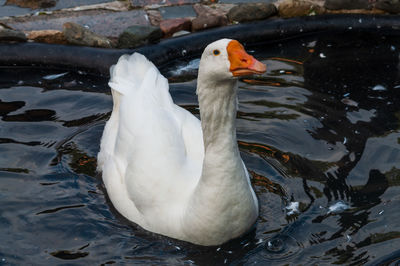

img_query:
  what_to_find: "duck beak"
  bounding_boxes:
[227,40,266,77]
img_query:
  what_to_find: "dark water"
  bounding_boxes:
[1,33,400,265]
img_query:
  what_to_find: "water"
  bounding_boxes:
[1,32,400,264]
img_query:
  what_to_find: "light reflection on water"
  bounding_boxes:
[0,32,400,265]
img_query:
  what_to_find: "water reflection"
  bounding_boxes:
[0,32,400,265]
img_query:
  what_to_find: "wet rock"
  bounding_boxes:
[147,9,163,26]
[27,30,67,44]
[375,0,400,13]
[191,15,228,32]
[63,22,112,48]
[278,0,325,18]
[0,28,27,42]
[159,5,197,19]
[131,0,198,8]
[227,3,277,22]
[324,0,372,10]
[160,18,191,37]
[193,3,226,17]
[118,25,163,48]
[1,10,149,39]
[5,0,56,9]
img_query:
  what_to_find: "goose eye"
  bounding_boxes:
[213,49,220,56]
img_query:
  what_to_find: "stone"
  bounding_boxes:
[0,28,26,42]
[131,0,199,8]
[1,10,149,39]
[147,9,163,26]
[193,3,226,17]
[63,22,112,48]
[5,0,56,9]
[160,18,192,37]
[159,5,197,19]
[27,30,67,44]
[278,0,325,17]
[118,25,163,48]
[191,14,228,32]
[375,0,400,13]
[227,3,277,22]
[324,0,372,10]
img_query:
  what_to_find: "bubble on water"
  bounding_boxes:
[43,72,68,80]
[319,53,326,58]
[343,92,350,97]
[182,49,187,56]
[359,18,362,23]
[17,80,24,85]
[327,201,350,214]
[391,46,396,51]
[346,235,352,242]
[343,137,347,145]
[379,210,384,215]
[279,70,285,74]
[372,85,387,91]
[261,234,303,261]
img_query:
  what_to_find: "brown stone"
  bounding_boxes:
[278,0,325,18]
[160,18,192,37]
[5,0,56,9]
[147,9,163,26]
[193,3,226,17]
[227,3,277,22]
[63,22,112,48]
[27,30,67,44]
[131,0,198,8]
[191,15,228,32]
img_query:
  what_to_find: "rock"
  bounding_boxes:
[5,0,56,9]
[278,0,325,18]
[147,9,163,26]
[227,3,277,22]
[193,3,227,17]
[27,30,67,44]
[63,22,112,48]
[0,28,27,42]
[375,0,400,13]
[191,15,228,32]
[118,25,163,48]
[160,18,192,37]
[324,0,372,10]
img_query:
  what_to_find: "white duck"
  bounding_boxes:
[98,39,266,246]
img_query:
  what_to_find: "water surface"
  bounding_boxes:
[0,32,399,265]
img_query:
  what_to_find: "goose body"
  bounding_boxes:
[98,39,266,246]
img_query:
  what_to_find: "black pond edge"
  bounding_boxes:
[0,14,400,75]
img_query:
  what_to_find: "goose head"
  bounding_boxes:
[198,39,266,83]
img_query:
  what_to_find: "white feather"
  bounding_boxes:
[98,40,259,246]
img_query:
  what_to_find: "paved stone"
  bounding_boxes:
[227,3,277,22]
[159,5,197,19]
[131,0,199,8]
[1,10,149,38]
[193,3,227,16]
[0,28,27,42]
[118,25,163,48]
[63,22,112,48]
[26,29,67,44]
[160,18,191,37]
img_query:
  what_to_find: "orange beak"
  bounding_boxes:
[227,40,266,77]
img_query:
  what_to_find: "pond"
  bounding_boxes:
[0,32,399,265]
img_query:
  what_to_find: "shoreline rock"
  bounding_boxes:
[118,25,163,48]
[63,22,112,48]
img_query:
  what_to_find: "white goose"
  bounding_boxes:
[98,39,266,246]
